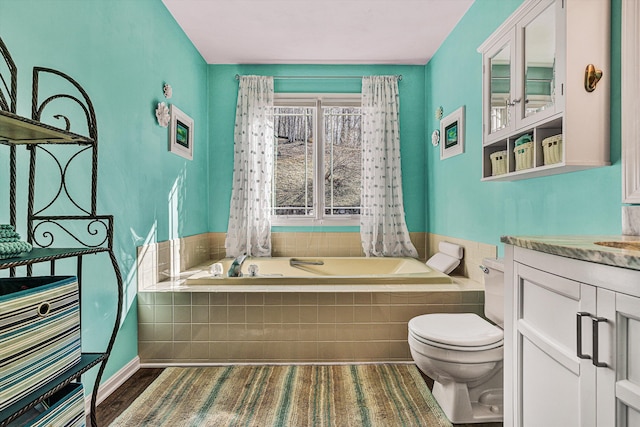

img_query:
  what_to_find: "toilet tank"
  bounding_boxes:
[482,257,504,328]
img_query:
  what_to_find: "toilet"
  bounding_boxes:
[408,257,504,424]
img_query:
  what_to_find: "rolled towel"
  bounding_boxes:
[0,224,15,230]
[0,240,33,259]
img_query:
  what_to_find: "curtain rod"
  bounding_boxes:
[234,74,403,81]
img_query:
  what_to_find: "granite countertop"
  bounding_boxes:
[500,235,640,271]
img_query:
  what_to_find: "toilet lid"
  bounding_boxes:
[409,313,503,348]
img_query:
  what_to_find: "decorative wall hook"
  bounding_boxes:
[584,64,603,92]
[435,106,443,120]
[163,83,172,99]
[431,129,440,146]
[156,102,170,127]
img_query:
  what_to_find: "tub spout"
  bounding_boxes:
[228,254,247,277]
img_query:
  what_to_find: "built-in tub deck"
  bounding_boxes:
[137,257,485,364]
[141,256,482,292]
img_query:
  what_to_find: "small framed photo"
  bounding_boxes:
[169,105,194,160]
[440,106,465,160]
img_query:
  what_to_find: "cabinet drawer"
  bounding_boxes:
[7,383,85,427]
[0,276,81,412]
[516,263,588,356]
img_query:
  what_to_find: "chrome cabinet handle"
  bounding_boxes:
[592,317,608,368]
[576,312,592,360]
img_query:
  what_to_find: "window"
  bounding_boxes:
[272,94,362,226]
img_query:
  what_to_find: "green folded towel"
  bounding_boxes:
[0,230,20,239]
[0,236,20,243]
[0,224,15,230]
[0,240,33,259]
[514,134,532,146]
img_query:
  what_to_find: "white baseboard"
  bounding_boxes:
[85,356,140,416]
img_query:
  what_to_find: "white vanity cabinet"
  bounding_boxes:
[504,245,640,427]
[479,0,610,181]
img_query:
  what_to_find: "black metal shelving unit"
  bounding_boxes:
[0,37,123,427]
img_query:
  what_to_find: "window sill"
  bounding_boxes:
[271,217,360,227]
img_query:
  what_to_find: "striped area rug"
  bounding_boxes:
[110,364,452,427]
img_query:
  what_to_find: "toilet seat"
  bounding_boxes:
[409,313,503,351]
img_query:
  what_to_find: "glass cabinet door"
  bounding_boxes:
[490,43,512,133]
[519,0,559,124]
[484,30,516,142]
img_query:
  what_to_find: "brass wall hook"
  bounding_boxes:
[584,64,603,92]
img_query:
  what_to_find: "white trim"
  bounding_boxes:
[270,216,359,227]
[85,356,140,416]
[272,94,363,226]
[477,0,543,53]
[622,0,640,203]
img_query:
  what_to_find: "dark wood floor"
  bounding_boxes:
[91,367,503,427]
[89,368,163,426]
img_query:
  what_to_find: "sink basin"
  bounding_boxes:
[594,241,640,251]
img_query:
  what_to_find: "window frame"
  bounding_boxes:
[271,93,362,227]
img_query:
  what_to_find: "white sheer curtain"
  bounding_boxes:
[360,76,418,258]
[225,76,274,257]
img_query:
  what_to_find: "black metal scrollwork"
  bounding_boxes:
[31,218,110,248]
[32,145,93,217]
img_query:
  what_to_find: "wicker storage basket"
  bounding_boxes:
[515,141,533,171]
[542,134,563,165]
[0,276,80,412]
[490,150,508,176]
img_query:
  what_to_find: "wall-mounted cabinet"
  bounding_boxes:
[478,0,610,181]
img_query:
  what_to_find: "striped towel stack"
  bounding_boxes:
[0,224,32,259]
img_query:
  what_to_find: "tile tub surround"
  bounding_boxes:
[137,285,485,364]
[136,233,494,364]
[501,235,640,271]
[426,233,497,283]
[137,234,213,289]
[136,232,494,290]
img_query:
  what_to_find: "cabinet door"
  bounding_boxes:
[483,30,516,143]
[514,262,596,427]
[599,291,640,426]
[515,0,562,129]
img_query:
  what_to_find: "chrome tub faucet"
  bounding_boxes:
[228,253,247,277]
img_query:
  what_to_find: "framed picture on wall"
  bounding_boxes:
[440,106,465,160]
[169,105,194,160]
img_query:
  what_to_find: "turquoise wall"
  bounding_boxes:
[1,0,209,394]
[1,0,624,392]
[208,64,426,232]
[425,0,622,254]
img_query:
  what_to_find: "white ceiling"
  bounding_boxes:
[161,0,475,65]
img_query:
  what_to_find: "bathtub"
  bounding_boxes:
[138,256,485,364]
[185,257,453,286]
